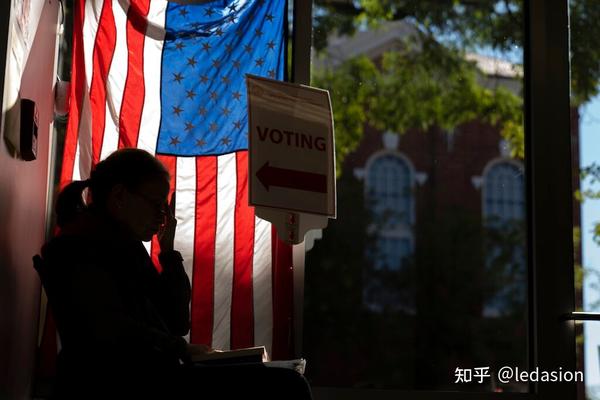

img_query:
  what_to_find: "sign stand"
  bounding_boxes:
[255,207,329,245]
[247,68,334,359]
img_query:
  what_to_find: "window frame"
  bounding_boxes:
[292,0,576,399]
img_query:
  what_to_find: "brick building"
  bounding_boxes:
[303,21,582,391]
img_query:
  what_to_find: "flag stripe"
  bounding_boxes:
[191,156,217,345]
[253,216,273,356]
[74,93,94,180]
[137,0,166,155]
[74,0,105,181]
[89,0,117,167]
[60,0,87,187]
[174,157,196,282]
[174,156,196,343]
[118,0,150,148]
[100,0,129,160]
[231,151,255,349]
[212,153,236,350]
[83,1,103,88]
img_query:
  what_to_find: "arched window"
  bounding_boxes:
[482,160,526,317]
[367,153,413,231]
[483,161,525,225]
[363,152,415,313]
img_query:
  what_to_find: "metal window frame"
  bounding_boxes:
[291,0,577,399]
[525,0,576,399]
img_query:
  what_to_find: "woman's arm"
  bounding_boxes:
[155,250,192,336]
[59,251,189,360]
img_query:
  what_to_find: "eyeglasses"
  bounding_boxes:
[129,190,168,215]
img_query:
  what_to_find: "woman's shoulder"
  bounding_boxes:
[41,233,112,268]
[42,230,145,271]
[43,233,90,252]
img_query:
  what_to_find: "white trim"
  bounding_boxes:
[481,157,524,181]
[471,175,483,190]
[415,172,428,185]
[353,167,365,181]
[498,139,511,157]
[382,130,400,150]
[364,149,417,188]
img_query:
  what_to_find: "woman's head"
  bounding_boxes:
[56,148,170,241]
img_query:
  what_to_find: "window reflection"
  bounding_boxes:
[304,2,527,392]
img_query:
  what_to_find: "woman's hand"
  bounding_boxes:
[158,192,177,253]
[186,343,218,361]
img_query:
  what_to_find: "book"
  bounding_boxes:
[191,346,269,366]
[264,359,306,375]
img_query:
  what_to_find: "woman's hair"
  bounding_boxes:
[55,148,169,228]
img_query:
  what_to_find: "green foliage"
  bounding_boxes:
[314,0,600,104]
[312,56,378,174]
[314,0,523,53]
[313,40,524,171]
[570,0,600,105]
[580,163,600,247]
[573,226,584,295]
[574,165,600,311]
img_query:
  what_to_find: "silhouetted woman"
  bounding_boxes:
[40,149,196,398]
[39,148,312,399]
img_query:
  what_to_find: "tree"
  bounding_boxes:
[314,0,600,104]
[312,42,524,173]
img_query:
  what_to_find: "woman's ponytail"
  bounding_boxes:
[55,179,90,228]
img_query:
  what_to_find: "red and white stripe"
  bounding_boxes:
[57,0,295,359]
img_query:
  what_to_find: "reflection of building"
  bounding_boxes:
[304,20,582,391]
[305,18,578,391]
[315,20,527,316]
[353,129,526,315]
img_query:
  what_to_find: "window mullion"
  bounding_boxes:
[525,0,576,398]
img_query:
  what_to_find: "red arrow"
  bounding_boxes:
[256,162,327,193]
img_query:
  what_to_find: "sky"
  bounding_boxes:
[580,94,600,396]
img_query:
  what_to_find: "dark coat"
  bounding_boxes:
[38,214,191,398]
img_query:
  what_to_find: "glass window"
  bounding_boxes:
[304,0,530,392]
[483,161,525,225]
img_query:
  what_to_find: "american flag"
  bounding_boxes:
[53,0,295,359]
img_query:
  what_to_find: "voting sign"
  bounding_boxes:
[247,75,336,217]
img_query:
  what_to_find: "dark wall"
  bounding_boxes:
[0,1,59,398]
